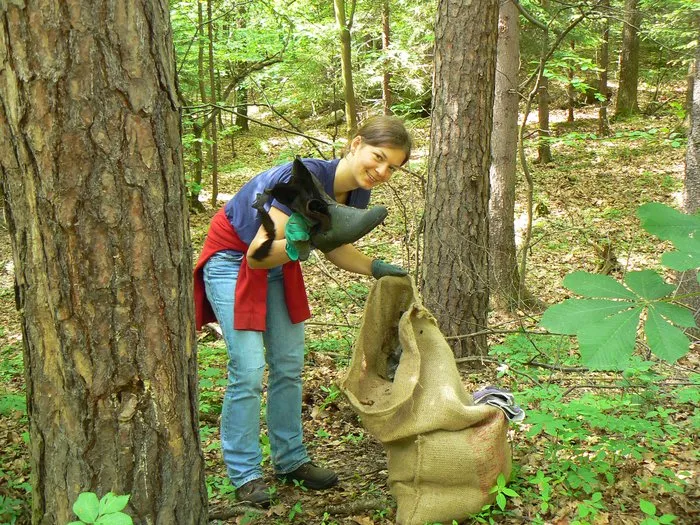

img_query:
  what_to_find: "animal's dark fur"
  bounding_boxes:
[250,157,333,261]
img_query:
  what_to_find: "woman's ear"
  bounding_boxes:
[350,135,363,153]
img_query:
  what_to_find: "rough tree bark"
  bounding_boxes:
[0,1,207,523]
[615,0,642,118]
[334,0,358,135]
[489,0,525,312]
[422,0,499,357]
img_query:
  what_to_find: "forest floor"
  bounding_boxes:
[1,105,699,525]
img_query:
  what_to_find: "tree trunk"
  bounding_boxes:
[489,0,524,312]
[598,0,612,136]
[687,57,696,127]
[537,2,552,164]
[207,0,219,207]
[236,86,249,131]
[188,0,207,211]
[334,0,358,135]
[677,44,700,331]
[189,121,206,213]
[615,0,641,118]
[422,0,499,357]
[0,1,207,524]
[567,40,576,123]
[382,0,392,115]
[537,75,553,163]
[234,5,249,134]
[198,0,207,104]
[683,45,700,214]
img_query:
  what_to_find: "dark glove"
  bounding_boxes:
[371,259,408,279]
[285,212,313,261]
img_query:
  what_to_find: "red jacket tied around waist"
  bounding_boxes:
[193,208,310,332]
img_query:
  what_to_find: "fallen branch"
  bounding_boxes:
[208,503,264,521]
[562,381,698,397]
[454,355,588,373]
[324,498,391,516]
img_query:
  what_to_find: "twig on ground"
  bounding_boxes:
[306,321,357,328]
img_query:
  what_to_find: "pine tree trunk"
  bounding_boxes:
[615,0,641,118]
[0,1,208,523]
[489,0,524,312]
[422,0,499,357]
[334,0,358,135]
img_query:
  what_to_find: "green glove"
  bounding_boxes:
[371,259,408,279]
[285,212,313,261]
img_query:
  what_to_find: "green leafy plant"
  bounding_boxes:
[0,393,26,417]
[260,433,271,465]
[529,470,554,515]
[320,511,340,525]
[319,384,341,411]
[0,494,25,525]
[68,492,132,525]
[572,491,606,525]
[287,500,303,521]
[341,431,364,444]
[540,203,699,369]
[489,473,518,512]
[640,499,677,524]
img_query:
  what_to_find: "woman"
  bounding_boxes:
[193,116,412,507]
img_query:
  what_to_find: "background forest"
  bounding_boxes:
[0,0,699,524]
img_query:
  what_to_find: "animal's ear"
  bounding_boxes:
[291,157,320,195]
[291,156,311,180]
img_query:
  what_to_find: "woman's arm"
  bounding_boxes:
[246,206,292,269]
[323,244,374,275]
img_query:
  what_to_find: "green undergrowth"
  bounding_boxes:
[484,332,698,524]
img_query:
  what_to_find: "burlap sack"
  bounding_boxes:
[340,276,511,525]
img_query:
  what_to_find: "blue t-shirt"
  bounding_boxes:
[224,158,371,245]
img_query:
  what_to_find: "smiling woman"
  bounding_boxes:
[192,115,413,507]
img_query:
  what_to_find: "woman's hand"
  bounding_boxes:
[371,260,408,279]
[284,213,313,261]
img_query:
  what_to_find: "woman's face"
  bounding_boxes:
[349,137,408,190]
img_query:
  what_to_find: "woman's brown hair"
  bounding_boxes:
[349,116,412,165]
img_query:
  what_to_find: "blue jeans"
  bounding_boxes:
[203,250,309,488]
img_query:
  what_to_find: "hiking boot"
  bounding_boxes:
[278,462,339,490]
[236,478,271,507]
